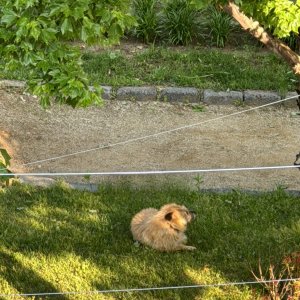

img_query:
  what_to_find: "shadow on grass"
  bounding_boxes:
[0,249,68,300]
[0,183,300,298]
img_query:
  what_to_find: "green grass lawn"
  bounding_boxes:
[82,46,296,93]
[0,182,300,299]
[0,46,296,94]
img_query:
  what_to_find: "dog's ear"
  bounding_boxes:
[165,212,173,221]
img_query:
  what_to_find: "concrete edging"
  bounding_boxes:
[0,80,298,107]
[20,176,300,196]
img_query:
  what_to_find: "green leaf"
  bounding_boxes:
[23,52,35,66]
[108,23,123,38]
[81,27,88,42]
[0,0,134,107]
[0,165,12,176]
[28,21,41,40]
[73,7,86,20]
[40,28,57,44]
[0,149,11,167]
[49,5,63,17]
[61,18,72,35]
[1,10,18,26]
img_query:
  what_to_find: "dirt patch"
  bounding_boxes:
[1,89,300,191]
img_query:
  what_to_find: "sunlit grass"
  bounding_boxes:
[0,46,295,94]
[82,47,296,93]
[0,182,299,299]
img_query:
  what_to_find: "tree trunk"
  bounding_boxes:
[223,1,300,80]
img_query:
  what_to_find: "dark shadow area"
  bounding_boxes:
[0,250,68,300]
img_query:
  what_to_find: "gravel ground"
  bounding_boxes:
[1,89,300,191]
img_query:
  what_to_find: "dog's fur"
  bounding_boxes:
[130,203,196,251]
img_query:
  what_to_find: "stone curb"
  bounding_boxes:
[116,86,156,101]
[20,177,300,195]
[203,89,243,105]
[158,87,199,103]
[0,80,298,107]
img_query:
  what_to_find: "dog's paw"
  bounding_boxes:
[185,245,196,251]
[134,241,141,247]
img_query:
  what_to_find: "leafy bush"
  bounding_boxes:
[131,0,160,43]
[0,0,135,107]
[160,0,202,45]
[208,6,234,48]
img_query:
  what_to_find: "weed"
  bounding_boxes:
[232,99,245,107]
[192,104,206,112]
[193,174,204,192]
[252,253,300,299]
[208,6,235,48]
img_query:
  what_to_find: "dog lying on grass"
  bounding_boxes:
[130,203,196,251]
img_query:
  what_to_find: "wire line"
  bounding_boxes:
[1,164,300,177]
[1,278,299,298]
[21,94,299,167]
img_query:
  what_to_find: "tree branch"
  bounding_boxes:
[223,1,300,76]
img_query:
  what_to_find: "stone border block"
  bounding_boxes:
[244,90,280,105]
[0,79,298,108]
[89,85,112,100]
[101,86,112,100]
[0,80,26,90]
[159,87,199,103]
[116,86,157,101]
[203,89,243,105]
[282,92,299,108]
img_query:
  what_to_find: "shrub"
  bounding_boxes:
[0,0,135,107]
[160,0,202,45]
[131,0,160,43]
[208,6,235,48]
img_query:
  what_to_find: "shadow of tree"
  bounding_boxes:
[0,249,68,300]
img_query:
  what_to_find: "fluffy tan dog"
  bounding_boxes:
[130,203,196,251]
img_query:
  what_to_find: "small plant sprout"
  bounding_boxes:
[83,175,91,183]
[192,104,206,112]
[194,174,204,192]
[232,99,245,107]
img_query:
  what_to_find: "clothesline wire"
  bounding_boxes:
[1,164,300,177]
[1,278,299,298]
